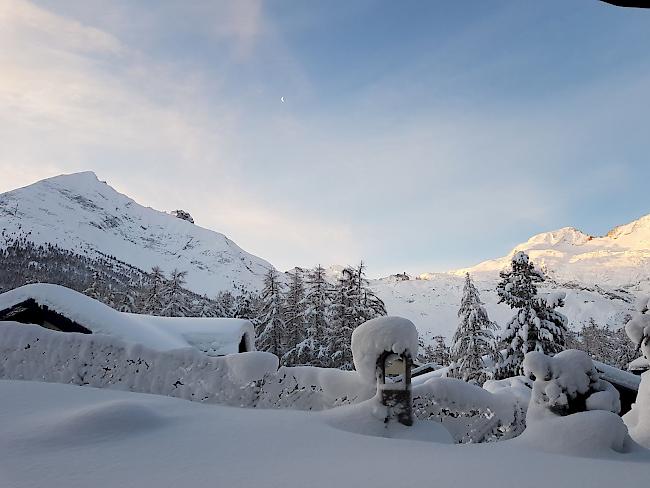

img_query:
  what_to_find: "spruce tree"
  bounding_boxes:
[254,269,286,358]
[449,273,499,384]
[495,251,567,378]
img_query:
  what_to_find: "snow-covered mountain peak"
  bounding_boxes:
[523,227,593,249]
[606,214,650,247]
[0,172,274,296]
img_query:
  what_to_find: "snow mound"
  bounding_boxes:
[351,316,419,383]
[515,410,630,457]
[25,401,167,448]
[413,377,526,442]
[483,375,533,413]
[624,371,650,448]
[321,396,453,443]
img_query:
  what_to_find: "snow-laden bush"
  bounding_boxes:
[518,350,631,455]
[523,349,620,419]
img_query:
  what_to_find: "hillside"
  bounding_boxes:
[0,172,273,296]
[373,217,650,340]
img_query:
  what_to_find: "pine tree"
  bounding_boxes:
[495,251,567,378]
[254,269,286,358]
[286,265,331,367]
[160,269,190,317]
[449,273,499,384]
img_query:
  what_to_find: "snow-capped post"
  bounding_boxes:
[351,316,419,427]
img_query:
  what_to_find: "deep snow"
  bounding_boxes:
[1,380,649,488]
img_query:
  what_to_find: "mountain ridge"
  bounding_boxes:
[0,171,273,297]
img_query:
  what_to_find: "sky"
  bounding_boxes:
[1,0,649,277]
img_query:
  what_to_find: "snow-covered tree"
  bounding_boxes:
[329,262,386,369]
[255,269,286,358]
[281,268,307,365]
[215,290,236,318]
[160,269,190,317]
[449,273,499,384]
[495,252,567,378]
[143,266,165,315]
[430,335,451,366]
[285,265,331,367]
[84,270,105,301]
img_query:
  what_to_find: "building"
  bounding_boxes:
[0,283,255,356]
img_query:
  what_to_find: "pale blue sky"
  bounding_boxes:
[1,0,649,276]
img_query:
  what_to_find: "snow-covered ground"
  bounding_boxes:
[1,379,648,488]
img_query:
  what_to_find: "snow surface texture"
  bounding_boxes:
[2,380,649,488]
[0,172,272,295]
[351,316,419,383]
[0,284,255,355]
[322,394,454,443]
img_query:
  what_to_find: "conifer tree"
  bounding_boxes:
[215,290,236,318]
[449,273,499,384]
[431,335,451,366]
[84,270,105,301]
[143,266,165,315]
[160,269,190,317]
[495,251,567,378]
[329,262,386,369]
[254,269,286,358]
[286,265,331,366]
[281,268,307,365]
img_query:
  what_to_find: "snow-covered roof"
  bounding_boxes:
[593,360,641,391]
[0,284,254,355]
